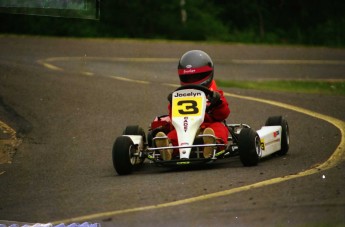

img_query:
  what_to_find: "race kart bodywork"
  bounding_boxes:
[112,85,289,175]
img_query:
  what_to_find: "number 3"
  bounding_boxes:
[177,100,199,114]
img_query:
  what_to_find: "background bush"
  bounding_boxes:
[1,0,344,47]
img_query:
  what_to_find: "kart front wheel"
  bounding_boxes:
[265,116,289,156]
[122,125,146,164]
[112,136,136,175]
[239,128,261,166]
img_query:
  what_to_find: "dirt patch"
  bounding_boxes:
[0,125,21,164]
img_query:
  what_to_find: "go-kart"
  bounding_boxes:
[112,84,289,175]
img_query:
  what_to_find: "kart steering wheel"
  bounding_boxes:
[174,84,213,97]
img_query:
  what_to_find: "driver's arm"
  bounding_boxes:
[206,90,230,122]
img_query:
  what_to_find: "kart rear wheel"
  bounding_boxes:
[112,136,136,175]
[265,116,289,155]
[239,128,261,166]
[123,125,146,143]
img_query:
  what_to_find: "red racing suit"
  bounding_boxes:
[167,80,230,154]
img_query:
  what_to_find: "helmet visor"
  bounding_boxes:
[179,72,212,84]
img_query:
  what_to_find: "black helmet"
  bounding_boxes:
[178,50,214,87]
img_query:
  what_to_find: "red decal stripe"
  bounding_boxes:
[178,65,212,75]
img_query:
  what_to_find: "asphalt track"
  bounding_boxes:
[0,36,345,226]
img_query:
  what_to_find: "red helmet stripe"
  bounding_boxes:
[178,65,213,75]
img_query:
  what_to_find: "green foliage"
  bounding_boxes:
[0,0,344,47]
[176,0,229,41]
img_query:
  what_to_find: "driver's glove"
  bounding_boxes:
[207,91,222,112]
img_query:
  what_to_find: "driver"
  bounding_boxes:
[156,50,231,160]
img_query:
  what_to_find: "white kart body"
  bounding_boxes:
[171,89,207,159]
[257,125,282,158]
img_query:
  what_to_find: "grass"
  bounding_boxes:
[216,80,345,96]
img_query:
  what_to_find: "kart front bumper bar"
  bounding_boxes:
[147,143,226,151]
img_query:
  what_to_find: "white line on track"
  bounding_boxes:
[37,57,345,72]
[110,76,151,84]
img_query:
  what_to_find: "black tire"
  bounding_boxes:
[123,125,146,143]
[238,128,261,166]
[265,116,289,155]
[112,136,135,175]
